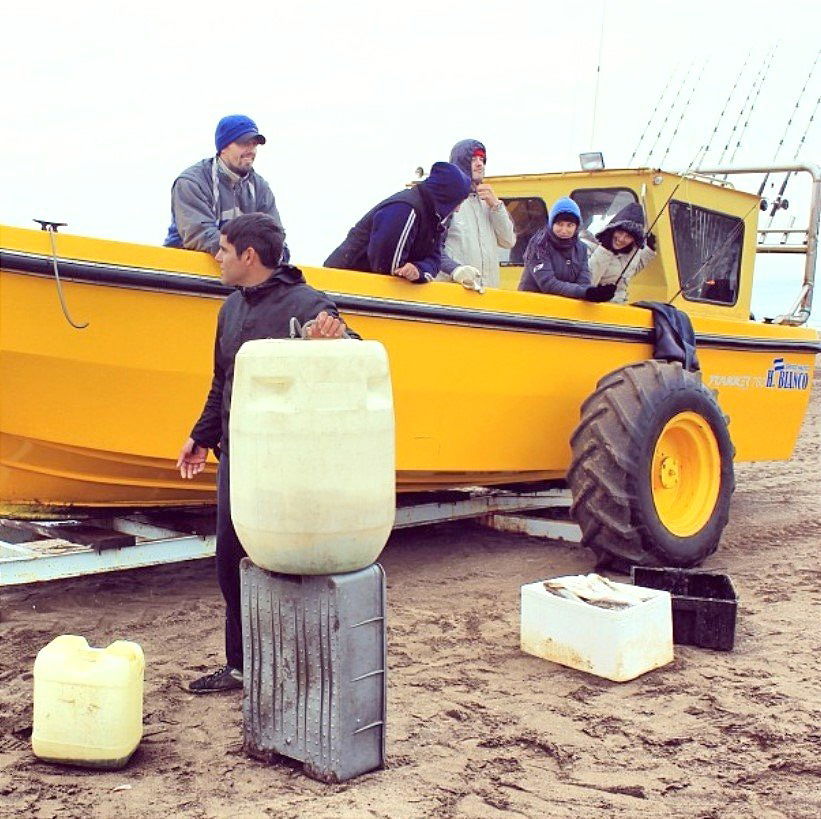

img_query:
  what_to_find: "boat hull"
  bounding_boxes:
[2,226,818,517]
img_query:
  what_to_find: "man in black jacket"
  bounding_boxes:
[177,213,358,693]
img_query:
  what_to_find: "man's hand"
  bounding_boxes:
[584,283,617,303]
[476,184,500,209]
[392,262,421,282]
[452,265,484,293]
[305,310,346,339]
[176,437,208,479]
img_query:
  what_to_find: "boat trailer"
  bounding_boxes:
[0,488,580,586]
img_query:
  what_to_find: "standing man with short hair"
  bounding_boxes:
[177,213,357,693]
[164,115,286,256]
[438,139,515,290]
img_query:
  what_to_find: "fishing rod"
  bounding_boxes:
[658,60,707,169]
[701,52,751,163]
[715,47,774,167]
[725,47,776,167]
[613,145,708,289]
[667,200,760,305]
[645,63,695,166]
[758,48,819,196]
[629,67,677,167]
[765,91,821,224]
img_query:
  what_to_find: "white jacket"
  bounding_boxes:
[589,244,656,302]
[438,194,515,288]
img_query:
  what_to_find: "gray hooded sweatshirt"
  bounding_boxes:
[163,157,284,254]
[437,139,515,288]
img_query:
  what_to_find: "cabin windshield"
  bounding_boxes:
[669,200,743,305]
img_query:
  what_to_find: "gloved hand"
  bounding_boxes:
[584,283,617,302]
[645,232,656,251]
[452,265,484,293]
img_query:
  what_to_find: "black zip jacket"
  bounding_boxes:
[190,264,360,453]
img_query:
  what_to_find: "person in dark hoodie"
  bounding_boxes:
[177,213,359,694]
[163,115,286,257]
[518,197,615,302]
[589,202,656,302]
[324,162,471,283]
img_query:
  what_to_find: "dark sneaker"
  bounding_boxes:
[188,665,243,694]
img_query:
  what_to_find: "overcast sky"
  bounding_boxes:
[2,0,819,320]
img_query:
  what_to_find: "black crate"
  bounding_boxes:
[631,567,737,651]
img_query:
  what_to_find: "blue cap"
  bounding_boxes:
[549,196,581,226]
[215,115,267,153]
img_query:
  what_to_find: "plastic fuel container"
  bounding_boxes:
[32,635,144,769]
[229,339,395,575]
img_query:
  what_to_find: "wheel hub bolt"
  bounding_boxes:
[659,456,680,488]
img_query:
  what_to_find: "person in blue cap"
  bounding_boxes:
[163,115,286,256]
[324,162,471,283]
[518,196,615,302]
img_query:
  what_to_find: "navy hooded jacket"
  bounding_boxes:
[518,197,591,297]
[324,162,470,282]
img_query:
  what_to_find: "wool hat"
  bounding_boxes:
[215,115,267,153]
[549,196,581,226]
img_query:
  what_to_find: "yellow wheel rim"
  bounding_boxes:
[651,411,721,537]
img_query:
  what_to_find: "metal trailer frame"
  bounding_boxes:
[0,488,578,587]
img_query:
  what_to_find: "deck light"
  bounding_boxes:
[579,152,605,171]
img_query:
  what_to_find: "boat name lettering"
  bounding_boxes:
[708,359,811,391]
[765,358,810,391]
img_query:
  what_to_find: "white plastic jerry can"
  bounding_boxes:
[229,339,396,575]
[32,635,144,769]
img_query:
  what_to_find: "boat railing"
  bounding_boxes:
[696,163,820,326]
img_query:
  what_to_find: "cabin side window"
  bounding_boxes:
[570,188,638,249]
[669,200,743,306]
[499,197,548,266]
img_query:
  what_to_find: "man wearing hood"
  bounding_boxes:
[589,202,656,302]
[324,162,471,283]
[438,139,515,290]
[164,115,286,257]
[177,213,358,694]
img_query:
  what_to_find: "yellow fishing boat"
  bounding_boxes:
[1,163,818,566]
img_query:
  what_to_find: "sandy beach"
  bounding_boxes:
[1,371,819,819]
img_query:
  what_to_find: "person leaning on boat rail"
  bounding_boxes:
[436,139,515,291]
[176,213,359,694]
[324,161,471,283]
[588,202,656,303]
[163,115,287,257]
[518,197,616,302]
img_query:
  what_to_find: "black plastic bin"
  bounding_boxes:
[631,567,737,651]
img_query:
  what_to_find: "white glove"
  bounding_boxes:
[452,265,484,293]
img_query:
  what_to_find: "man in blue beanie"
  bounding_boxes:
[324,162,471,283]
[164,115,286,256]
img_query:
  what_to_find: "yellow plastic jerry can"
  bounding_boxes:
[32,635,144,769]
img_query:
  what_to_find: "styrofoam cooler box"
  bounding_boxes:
[520,579,674,681]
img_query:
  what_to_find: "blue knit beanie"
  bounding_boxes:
[549,196,581,226]
[215,115,267,153]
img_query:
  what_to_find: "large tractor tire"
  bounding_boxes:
[567,360,735,569]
